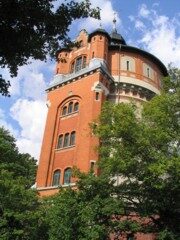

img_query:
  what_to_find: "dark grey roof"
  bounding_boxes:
[88,28,111,42]
[110,31,126,45]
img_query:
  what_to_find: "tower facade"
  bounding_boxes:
[36,28,167,196]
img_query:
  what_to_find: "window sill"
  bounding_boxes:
[55,145,75,151]
[37,183,76,191]
[60,111,79,118]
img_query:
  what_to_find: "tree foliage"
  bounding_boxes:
[0,127,46,239]
[44,173,141,240]
[93,67,180,239]
[0,0,100,95]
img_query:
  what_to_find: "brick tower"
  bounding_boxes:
[36,26,167,196]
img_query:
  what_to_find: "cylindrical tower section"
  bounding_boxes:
[88,29,110,63]
[108,44,167,104]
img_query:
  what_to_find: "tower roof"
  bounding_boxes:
[110,31,126,45]
[88,28,111,42]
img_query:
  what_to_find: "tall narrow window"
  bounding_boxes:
[52,170,61,186]
[121,56,135,72]
[95,92,100,100]
[92,52,94,58]
[90,161,95,171]
[62,106,67,116]
[70,131,76,146]
[126,61,129,71]
[63,133,69,147]
[57,135,63,149]
[75,57,82,72]
[64,168,72,185]
[74,102,79,112]
[68,102,73,114]
[147,67,150,77]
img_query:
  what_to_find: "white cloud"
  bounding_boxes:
[138,4,150,18]
[22,72,47,100]
[10,99,47,159]
[0,58,54,159]
[135,20,145,30]
[140,21,180,67]
[0,108,19,138]
[77,0,121,32]
[1,58,54,99]
[131,4,180,68]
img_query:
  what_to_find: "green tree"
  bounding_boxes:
[0,0,100,96]
[93,68,180,239]
[0,127,46,239]
[45,173,141,240]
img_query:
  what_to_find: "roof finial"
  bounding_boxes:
[112,12,117,33]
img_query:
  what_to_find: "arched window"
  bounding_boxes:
[90,161,95,171]
[71,56,86,73]
[63,133,69,147]
[74,102,79,112]
[52,170,61,186]
[147,67,150,77]
[70,131,76,146]
[62,106,67,116]
[143,63,153,79]
[75,57,82,72]
[57,135,63,149]
[64,168,72,185]
[68,102,73,114]
[95,92,100,100]
[121,56,135,72]
[126,60,130,71]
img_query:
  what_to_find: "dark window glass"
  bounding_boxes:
[71,56,87,73]
[52,170,61,186]
[63,133,69,147]
[95,92,100,100]
[64,168,72,185]
[127,235,134,240]
[70,131,76,146]
[62,106,67,116]
[74,102,79,112]
[92,52,94,58]
[57,135,63,148]
[75,57,82,72]
[90,162,95,171]
[127,61,129,71]
[147,67,150,77]
[68,102,73,114]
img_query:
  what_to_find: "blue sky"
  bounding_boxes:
[0,0,179,159]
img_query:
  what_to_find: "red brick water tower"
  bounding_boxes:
[36,26,167,197]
